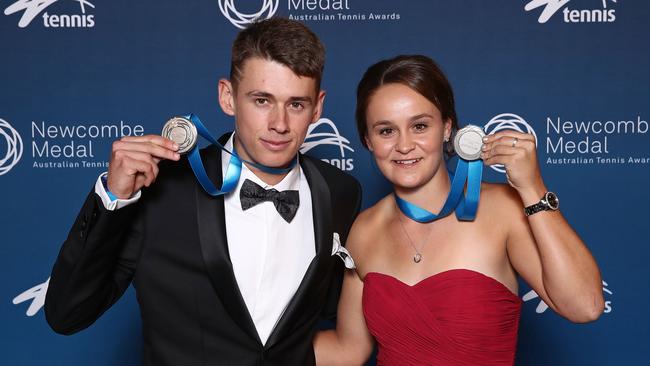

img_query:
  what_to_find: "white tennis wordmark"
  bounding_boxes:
[525,0,617,23]
[4,0,94,28]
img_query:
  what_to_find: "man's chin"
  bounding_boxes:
[248,152,297,170]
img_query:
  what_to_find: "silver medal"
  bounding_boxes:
[453,125,485,161]
[162,116,198,154]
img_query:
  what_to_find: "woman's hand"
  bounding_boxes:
[480,131,545,205]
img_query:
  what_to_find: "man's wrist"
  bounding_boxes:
[95,173,141,211]
[101,174,119,202]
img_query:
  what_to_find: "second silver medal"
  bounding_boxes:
[162,116,198,154]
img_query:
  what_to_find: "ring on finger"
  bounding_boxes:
[512,137,518,148]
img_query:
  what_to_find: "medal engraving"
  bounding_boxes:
[162,117,198,154]
[454,125,485,161]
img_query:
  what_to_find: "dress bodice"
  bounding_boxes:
[362,269,521,366]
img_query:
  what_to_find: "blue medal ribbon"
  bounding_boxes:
[395,158,483,222]
[184,113,296,196]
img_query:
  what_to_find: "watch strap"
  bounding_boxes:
[524,192,558,216]
[524,202,547,216]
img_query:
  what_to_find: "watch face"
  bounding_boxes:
[545,192,559,210]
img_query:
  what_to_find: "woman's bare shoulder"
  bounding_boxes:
[481,182,523,207]
[479,182,527,225]
[346,194,394,255]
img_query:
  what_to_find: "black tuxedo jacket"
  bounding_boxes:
[45,140,362,366]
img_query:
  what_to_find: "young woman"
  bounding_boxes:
[314,55,604,365]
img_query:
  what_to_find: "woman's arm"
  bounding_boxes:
[314,213,376,365]
[314,270,375,365]
[482,131,604,323]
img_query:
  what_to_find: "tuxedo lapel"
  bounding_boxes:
[265,156,334,349]
[195,142,261,345]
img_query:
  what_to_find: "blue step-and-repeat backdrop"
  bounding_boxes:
[1,1,648,364]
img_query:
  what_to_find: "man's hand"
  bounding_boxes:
[107,135,180,199]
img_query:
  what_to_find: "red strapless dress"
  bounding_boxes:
[362,269,521,366]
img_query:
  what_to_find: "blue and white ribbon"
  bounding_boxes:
[184,113,296,196]
[395,158,483,222]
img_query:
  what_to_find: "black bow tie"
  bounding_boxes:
[239,179,300,223]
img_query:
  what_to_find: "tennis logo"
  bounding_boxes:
[301,117,355,171]
[0,119,23,176]
[218,0,279,29]
[483,113,538,174]
[13,278,49,317]
[4,0,95,28]
[525,0,617,24]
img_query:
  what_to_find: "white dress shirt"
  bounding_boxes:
[222,136,315,344]
[95,134,315,345]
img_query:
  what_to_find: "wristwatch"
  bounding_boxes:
[524,191,559,216]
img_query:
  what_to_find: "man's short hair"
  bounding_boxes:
[230,17,325,91]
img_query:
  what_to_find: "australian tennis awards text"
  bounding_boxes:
[287,0,400,22]
[31,121,144,158]
[546,116,647,154]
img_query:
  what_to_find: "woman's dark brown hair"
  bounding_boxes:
[355,55,459,156]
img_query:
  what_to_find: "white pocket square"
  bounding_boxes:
[331,232,356,269]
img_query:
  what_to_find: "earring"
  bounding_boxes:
[444,136,450,142]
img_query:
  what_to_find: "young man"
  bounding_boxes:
[45,18,361,366]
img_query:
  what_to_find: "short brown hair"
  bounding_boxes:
[355,55,459,156]
[230,18,325,91]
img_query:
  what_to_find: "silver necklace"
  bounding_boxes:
[396,207,433,264]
